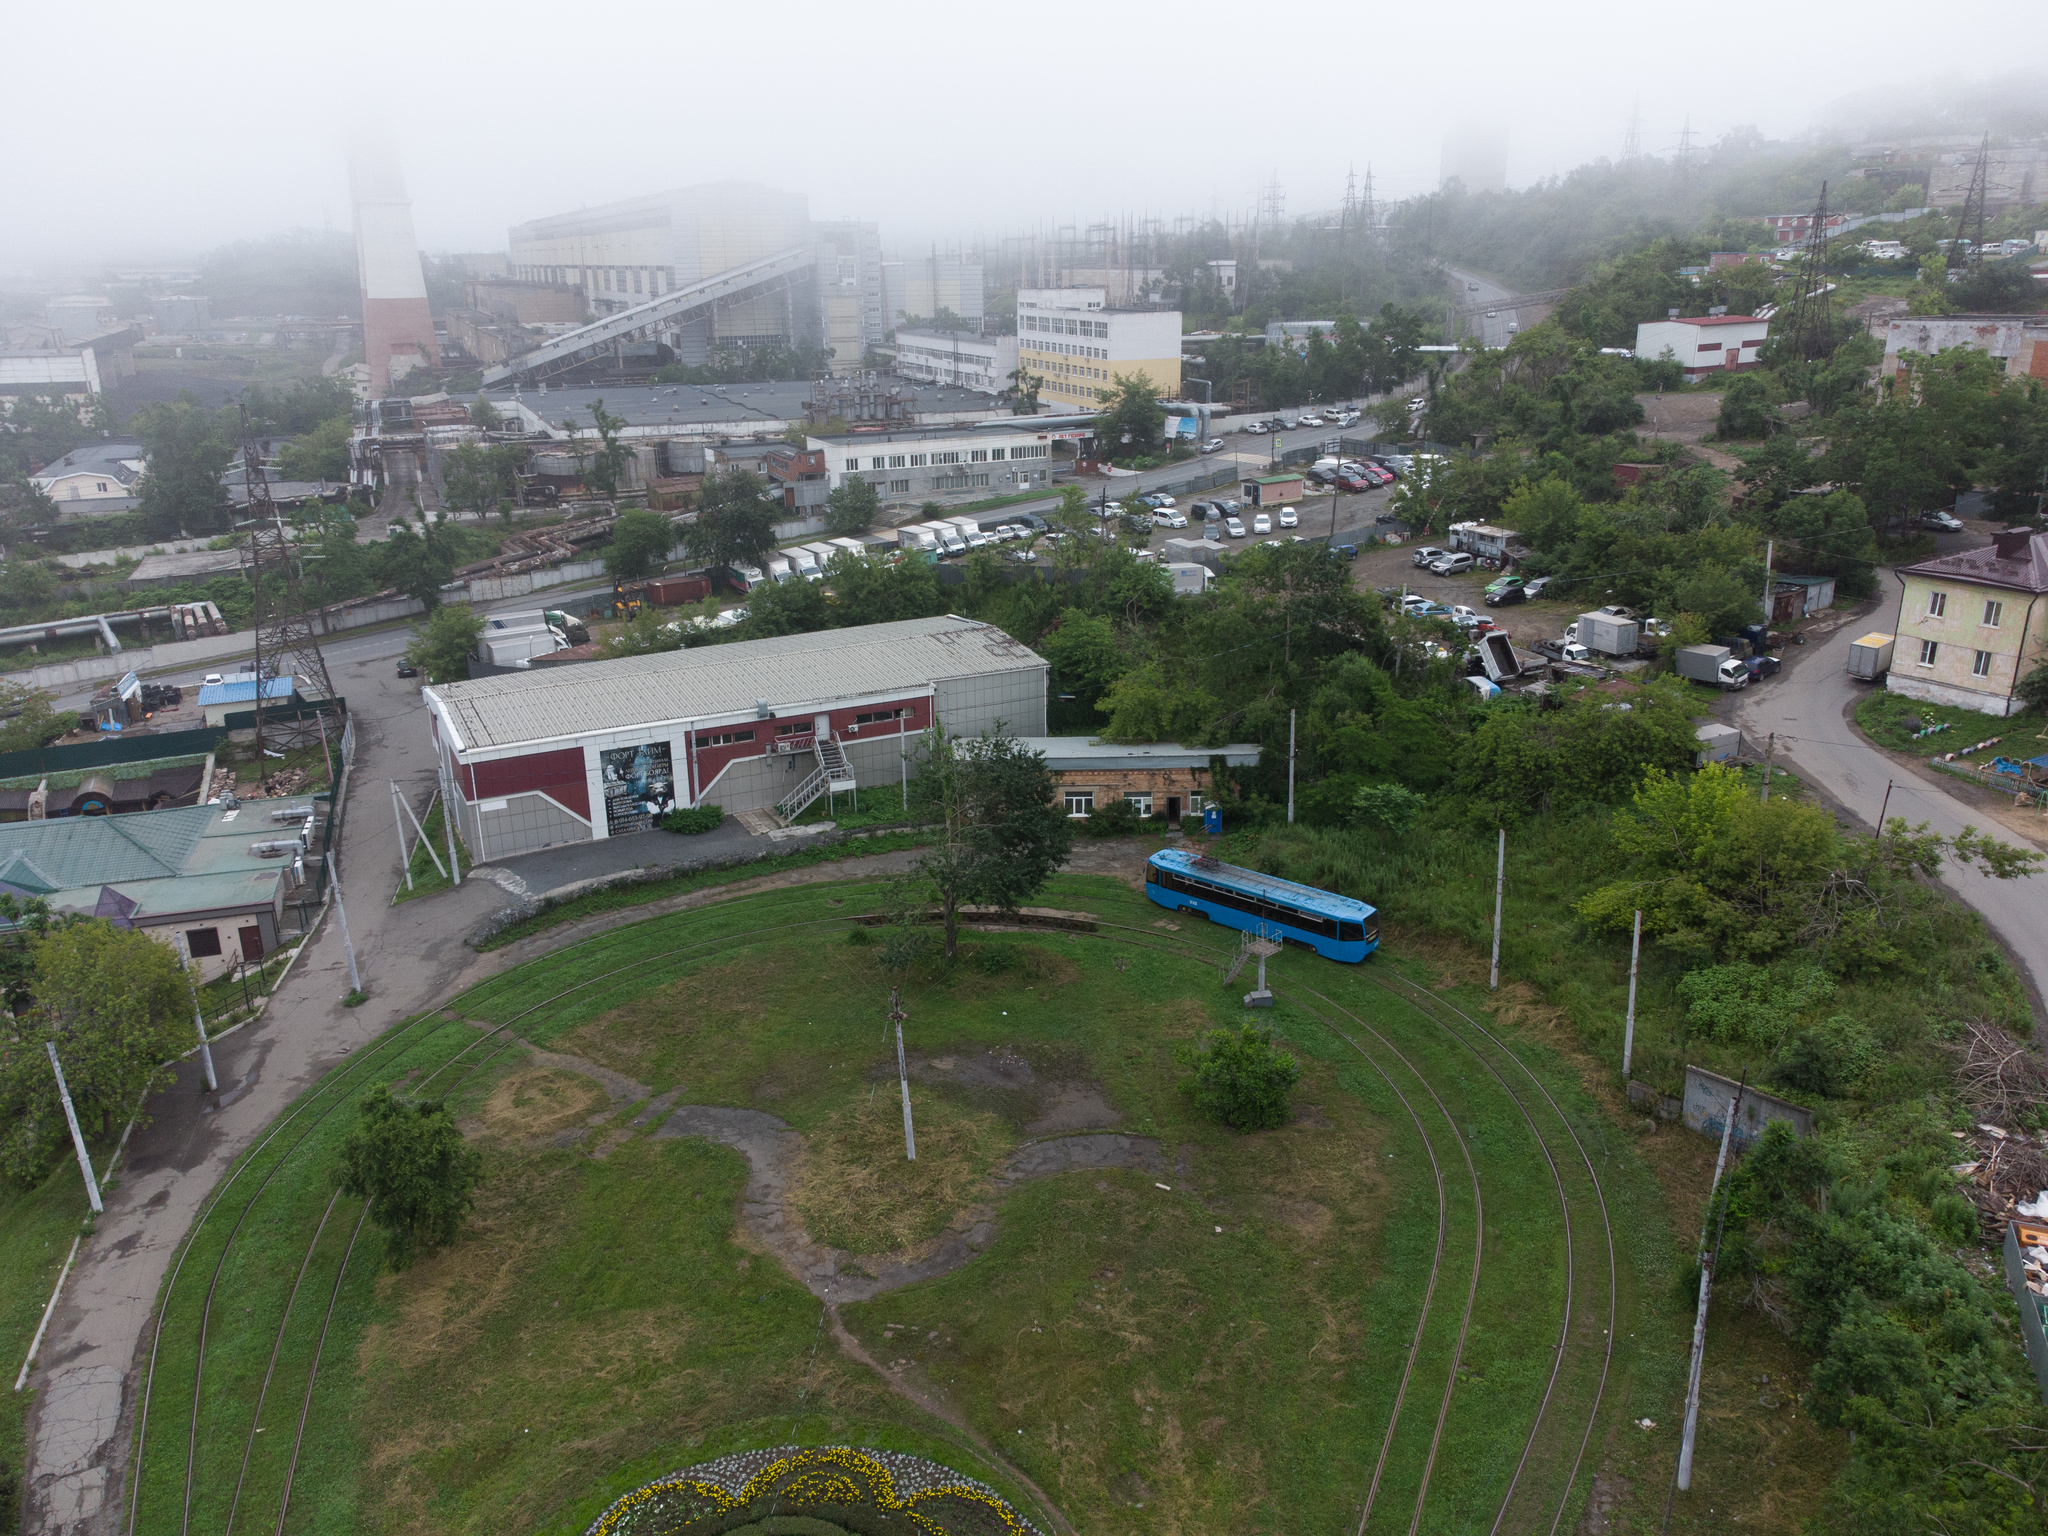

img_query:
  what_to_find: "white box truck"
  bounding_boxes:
[1847,632,1895,681]
[946,516,990,550]
[1577,611,1640,657]
[784,547,821,580]
[1675,644,1749,690]
[920,521,967,556]
[803,542,843,573]
[764,555,793,583]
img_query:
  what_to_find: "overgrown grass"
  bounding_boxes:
[126,873,1673,1536]
[1856,689,2041,758]
[473,829,936,949]
[392,796,473,904]
[1,1167,92,1518]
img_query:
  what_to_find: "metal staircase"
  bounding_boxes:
[775,736,857,823]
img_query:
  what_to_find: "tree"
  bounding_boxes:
[1176,1023,1302,1131]
[469,395,501,431]
[441,442,526,518]
[678,468,779,575]
[567,399,632,498]
[0,682,65,753]
[0,919,193,1183]
[605,508,677,580]
[382,520,456,611]
[904,730,1073,960]
[277,415,351,482]
[824,476,879,538]
[1715,373,1776,439]
[1093,371,1165,461]
[1351,783,1425,850]
[600,604,686,658]
[133,394,234,537]
[404,604,482,683]
[1002,366,1043,416]
[334,1085,483,1271]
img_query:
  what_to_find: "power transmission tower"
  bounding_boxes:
[1675,117,1695,181]
[1360,165,1377,246]
[1780,182,1837,362]
[1622,100,1644,161]
[1954,134,1991,272]
[237,429,339,773]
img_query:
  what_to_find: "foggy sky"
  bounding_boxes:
[5,0,2043,277]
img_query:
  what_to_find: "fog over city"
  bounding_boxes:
[5,0,2045,271]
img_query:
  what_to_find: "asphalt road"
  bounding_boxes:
[1735,565,2048,1003]
[1445,266,1520,348]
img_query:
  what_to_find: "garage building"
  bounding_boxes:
[423,616,1048,861]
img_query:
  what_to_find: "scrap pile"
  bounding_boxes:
[1943,1017,2048,1237]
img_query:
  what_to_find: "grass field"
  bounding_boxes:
[1,1170,94,1522]
[117,867,1716,1536]
[1856,689,2043,761]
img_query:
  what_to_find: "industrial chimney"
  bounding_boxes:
[349,143,440,398]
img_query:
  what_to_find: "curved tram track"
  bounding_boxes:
[127,882,1619,1536]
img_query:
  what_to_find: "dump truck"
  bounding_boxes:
[1676,644,1750,691]
[1478,631,1523,683]
[1848,632,1895,681]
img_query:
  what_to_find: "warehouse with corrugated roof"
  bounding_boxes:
[421,615,1047,860]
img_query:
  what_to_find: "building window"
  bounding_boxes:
[855,708,908,725]
[633,269,643,293]
[889,454,906,468]
[697,729,757,748]
[970,449,988,462]
[185,927,222,958]
[777,721,807,735]
[1064,790,1095,817]
[1983,599,2004,627]
[889,479,910,493]
[909,454,926,466]
[1918,639,1939,667]
[1188,793,1204,814]
[1124,792,1153,818]
[1972,649,1993,678]
[844,458,862,473]
[1927,590,1947,617]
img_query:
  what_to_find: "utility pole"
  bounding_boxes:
[1489,828,1505,990]
[900,711,909,811]
[1759,539,1774,622]
[391,781,414,892]
[47,1043,103,1214]
[889,988,916,1161]
[326,851,363,996]
[1760,734,1776,803]
[1675,1074,1746,1496]
[1878,779,1895,832]
[1622,910,1642,1078]
[176,932,219,1093]
[1287,709,1297,824]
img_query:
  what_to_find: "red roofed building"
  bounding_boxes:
[1633,315,1771,380]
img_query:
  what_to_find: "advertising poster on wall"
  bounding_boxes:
[600,742,675,837]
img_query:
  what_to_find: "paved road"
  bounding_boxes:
[1735,565,2048,1002]
[1445,266,1520,348]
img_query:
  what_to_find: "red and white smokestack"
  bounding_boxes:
[349,144,439,398]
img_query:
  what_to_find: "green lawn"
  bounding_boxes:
[1,1168,94,1523]
[123,872,1673,1536]
[1855,690,2037,760]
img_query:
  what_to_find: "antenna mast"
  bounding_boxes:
[237,420,339,776]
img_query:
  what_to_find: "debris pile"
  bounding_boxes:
[244,766,314,799]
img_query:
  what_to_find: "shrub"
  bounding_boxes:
[334,1085,483,1271]
[1177,1022,1302,1131]
[661,803,724,835]
[1083,797,1141,838]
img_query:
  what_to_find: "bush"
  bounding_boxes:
[1177,1022,1303,1131]
[660,804,724,835]
[1083,797,1141,837]
[334,1085,483,1271]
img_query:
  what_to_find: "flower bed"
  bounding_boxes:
[584,1446,1044,1536]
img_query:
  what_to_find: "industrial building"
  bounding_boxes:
[1880,313,2048,380]
[1016,288,1181,409]
[893,329,1019,393]
[1631,314,1769,380]
[0,326,139,411]
[422,616,1048,861]
[1015,739,1261,829]
[810,420,1086,498]
[884,253,986,328]
[0,797,317,980]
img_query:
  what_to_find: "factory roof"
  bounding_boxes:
[484,379,1013,433]
[427,615,1046,754]
[1011,739,1261,772]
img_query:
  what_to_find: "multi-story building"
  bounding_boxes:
[809,421,1074,500]
[1887,529,2048,716]
[883,254,985,328]
[1881,313,2048,380]
[893,329,1018,393]
[813,220,885,374]
[1015,288,1181,411]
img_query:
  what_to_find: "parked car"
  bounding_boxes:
[1278,507,1298,528]
[1744,654,1783,680]
[1329,543,1359,560]
[1337,475,1369,492]
[202,672,224,686]
[1305,467,1337,486]
[1449,605,1480,627]
[1152,510,1187,528]
[1467,280,1480,290]
[1252,512,1272,534]
[1412,545,1448,568]
[1918,510,1964,531]
[1005,547,1037,564]
[1521,576,1553,598]
[1400,593,1433,612]
[1484,575,1524,596]
[396,659,418,678]
[1245,421,1269,434]
[1408,601,1452,619]
[1199,437,1224,453]
[1224,516,1246,538]
[1483,585,1526,608]
[1429,552,1476,575]
[1298,414,1323,427]
[1152,494,1176,507]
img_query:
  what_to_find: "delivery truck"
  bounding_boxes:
[785,547,821,580]
[1675,644,1750,690]
[1847,632,1895,681]
[1576,611,1640,657]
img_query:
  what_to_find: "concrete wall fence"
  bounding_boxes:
[1682,1066,1814,1145]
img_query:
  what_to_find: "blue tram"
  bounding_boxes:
[1144,848,1379,962]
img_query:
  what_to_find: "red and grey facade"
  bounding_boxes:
[421,616,1047,861]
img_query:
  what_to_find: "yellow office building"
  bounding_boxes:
[1016,287,1181,410]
